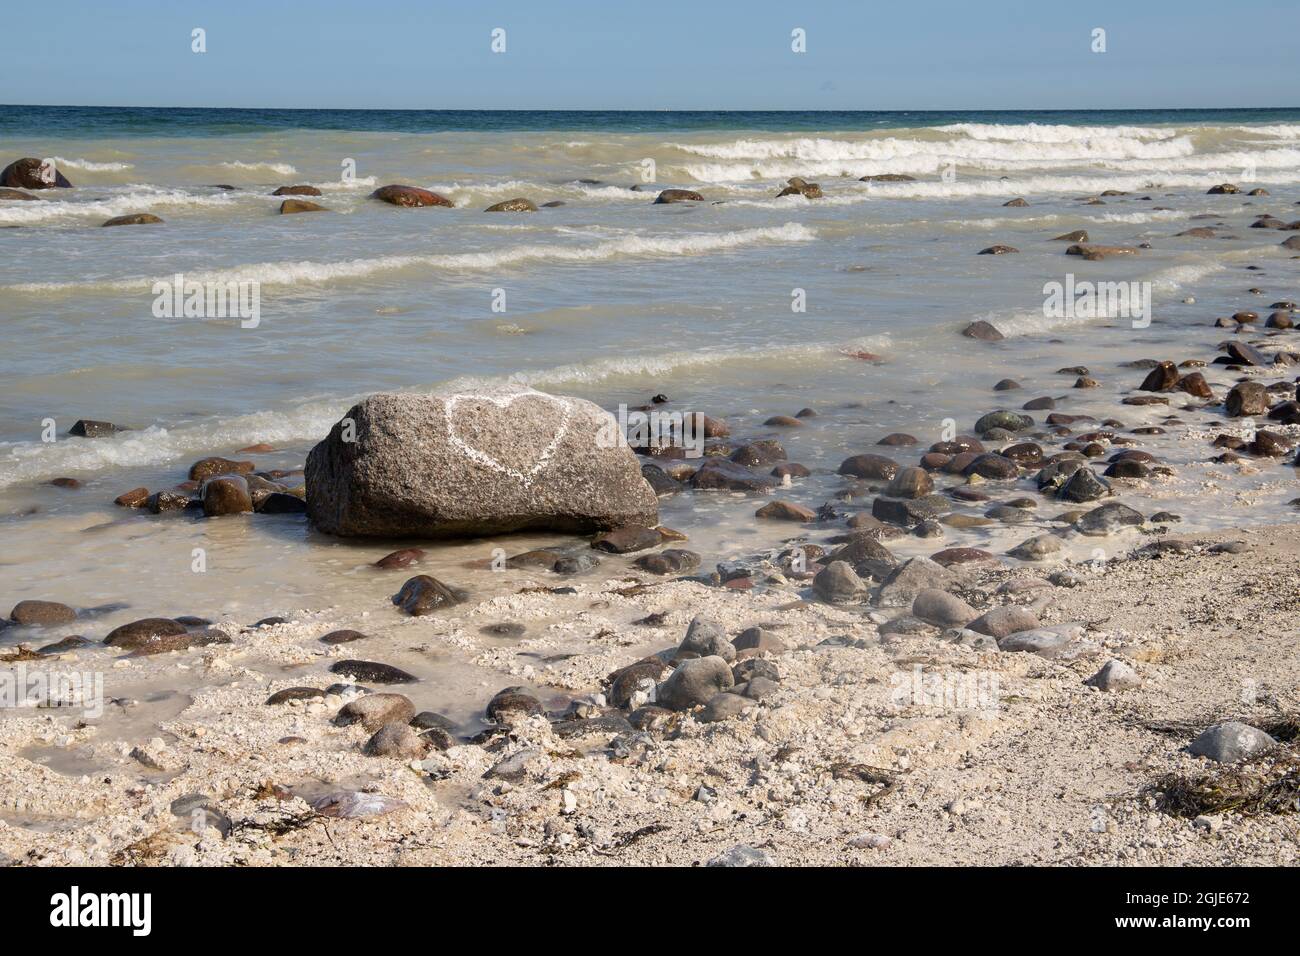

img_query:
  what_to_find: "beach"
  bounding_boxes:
[2,107,1300,866]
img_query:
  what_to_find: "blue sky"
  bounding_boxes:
[2,0,1297,110]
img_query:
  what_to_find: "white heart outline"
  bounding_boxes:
[443,389,573,488]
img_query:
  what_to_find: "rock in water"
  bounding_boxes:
[392,575,465,615]
[370,184,453,207]
[305,387,658,537]
[1,157,72,189]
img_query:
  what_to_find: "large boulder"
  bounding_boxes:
[1,158,72,189]
[306,387,658,537]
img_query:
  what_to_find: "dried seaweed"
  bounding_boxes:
[1146,748,1300,818]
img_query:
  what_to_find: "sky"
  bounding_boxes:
[1,0,1297,111]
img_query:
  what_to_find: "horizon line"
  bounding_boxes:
[4,104,1300,114]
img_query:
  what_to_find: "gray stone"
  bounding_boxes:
[707,844,774,867]
[305,386,658,538]
[698,692,756,722]
[1057,468,1110,503]
[1085,659,1141,691]
[1008,534,1062,561]
[873,557,956,608]
[657,656,735,710]
[362,722,430,759]
[997,629,1072,657]
[334,693,416,731]
[679,616,737,662]
[911,588,976,628]
[968,605,1040,639]
[1074,502,1144,536]
[1188,721,1276,763]
[813,561,865,604]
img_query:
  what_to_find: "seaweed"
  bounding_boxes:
[1145,748,1300,818]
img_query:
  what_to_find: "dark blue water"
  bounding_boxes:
[3,105,1300,137]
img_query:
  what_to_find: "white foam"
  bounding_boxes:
[0,187,236,225]
[215,160,299,175]
[6,223,817,292]
[48,157,134,172]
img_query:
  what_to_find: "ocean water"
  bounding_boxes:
[2,106,1299,631]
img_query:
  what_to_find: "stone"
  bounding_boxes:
[370,184,453,207]
[362,723,430,759]
[329,660,417,684]
[997,629,1074,658]
[306,387,657,537]
[885,466,933,499]
[689,459,777,492]
[679,616,736,662]
[607,658,671,708]
[375,548,425,569]
[198,475,251,517]
[1,157,72,189]
[753,500,815,522]
[707,844,774,867]
[1139,362,1179,392]
[874,557,955,607]
[114,487,150,508]
[657,656,735,710]
[698,692,756,722]
[9,600,76,626]
[911,589,976,628]
[189,457,254,481]
[103,213,163,227]
[872,494,948,527]
[103,617,188,650]
[733,627,787,655]
[334,693,416,731]
[1057,468,1110,502]
[272,185,323,196]
[486,686,544,722]
[265,686,325,705]
[485,198,538,212]
[320,629,368,645]
[1188,721,1276,763]
[1085,659,1141,692]
[279,199,326,214]
[1225,382,1269,416]
[69,419,118,438]
[836,453,899,480]
[968,606,1041,640]
[653,189,704,203]
[961,320,1004,341]
[1008,534,1062,561]
[37,636,93,655]
[592,526,663,552]
[813,561,865,603]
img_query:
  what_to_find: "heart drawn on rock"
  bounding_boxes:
[443,389,574,487]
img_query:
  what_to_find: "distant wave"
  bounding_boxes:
[48,156,134,172]
[215,160,298,175]
[4,223,818,292]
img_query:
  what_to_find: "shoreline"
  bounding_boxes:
[3,520,1298,866]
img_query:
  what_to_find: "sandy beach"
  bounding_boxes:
[3,105,1300,873]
